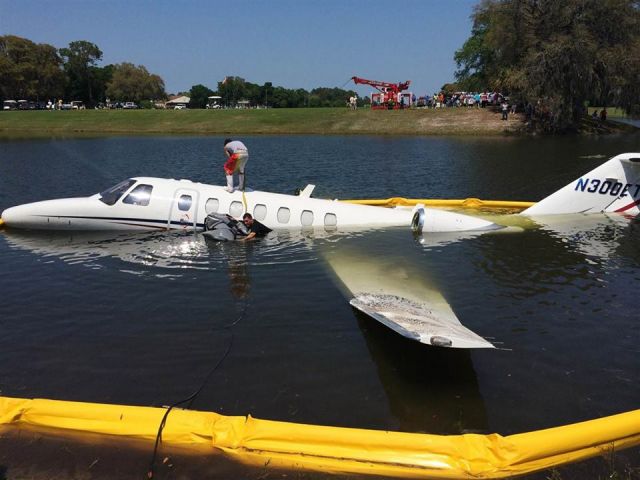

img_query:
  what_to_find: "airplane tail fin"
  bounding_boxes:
[522,153,640,216]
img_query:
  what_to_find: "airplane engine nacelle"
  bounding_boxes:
[411,207,502,233]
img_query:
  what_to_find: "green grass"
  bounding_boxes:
[2,107,635,138]
[0,107,525,137]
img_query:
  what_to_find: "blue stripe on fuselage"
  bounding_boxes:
[34,215,205,229]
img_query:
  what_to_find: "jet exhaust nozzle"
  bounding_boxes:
[411,208,425,234]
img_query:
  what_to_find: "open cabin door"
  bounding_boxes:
[168,188,199,231]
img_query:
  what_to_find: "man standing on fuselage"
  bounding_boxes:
[223,138,249,192]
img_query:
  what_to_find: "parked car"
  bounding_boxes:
[123,102,138,109]
[174,104,187,110]
[3,100,17,110]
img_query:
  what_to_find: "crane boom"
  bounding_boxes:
[351,76,411,93]
[351,76,412,110]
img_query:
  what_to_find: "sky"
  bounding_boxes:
[1,0,478,98]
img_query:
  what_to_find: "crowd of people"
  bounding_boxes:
[416,91,509,109]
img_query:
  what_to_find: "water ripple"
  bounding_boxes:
[1,228,370,274]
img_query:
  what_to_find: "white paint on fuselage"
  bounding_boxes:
[0,177,500,233]
[3,153,640,233]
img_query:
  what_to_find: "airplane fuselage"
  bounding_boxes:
[3,153,639,233]
[0,177,498,233]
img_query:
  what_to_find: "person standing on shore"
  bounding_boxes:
[600,108,607,122]
[501,100,509,120]
[223,138,249,192]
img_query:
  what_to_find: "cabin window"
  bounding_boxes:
[301,210,314,226]
[205,198,219,214]
[178,195,192,211]
[253,204,267,221]
[324,213,337,227]
[123,184,153,206]
[277,207,290,224]
[99,179,136,206]
[229,201,244,217]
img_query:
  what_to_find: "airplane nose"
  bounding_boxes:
[1,198,94,230]
[1,206,23,227]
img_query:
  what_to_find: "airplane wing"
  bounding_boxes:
[324,249,495,349]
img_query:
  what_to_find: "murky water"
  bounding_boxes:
[1,134,639,478]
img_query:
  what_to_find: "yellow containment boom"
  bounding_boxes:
[342,197,535,210]
[1,396,638,478]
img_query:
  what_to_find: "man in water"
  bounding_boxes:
[223,138,249,192]
[241,213,271,241]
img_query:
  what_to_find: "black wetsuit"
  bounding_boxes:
[249,220,272,237]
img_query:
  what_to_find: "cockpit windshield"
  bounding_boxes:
[99,179,136,206]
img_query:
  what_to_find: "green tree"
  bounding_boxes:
[188,84,214,108]
[454,0,640,130]
[244,82,262,106]
[310,87,356,107]
[106,62,166,103]
[90,64,114,105]
[440,83,460,95]
[262,82,273,107]
[453,6,494,93]
[59,40,103,105]
[0,35,65,101]
[217,76,247,106]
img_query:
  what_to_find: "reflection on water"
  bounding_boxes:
[1,135,639,478]
[2,229,328,273]
[357,311,488,434]
[471,214,639,298]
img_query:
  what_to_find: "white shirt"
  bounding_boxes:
[224,140,248,155]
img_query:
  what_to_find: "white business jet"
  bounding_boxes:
[2,153,638,350]
[2,153,639,233]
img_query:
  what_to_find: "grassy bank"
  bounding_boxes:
[1,107,636,138]
[0,107,528,137]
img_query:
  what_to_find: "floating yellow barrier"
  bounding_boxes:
[1,396,638,478]
[342,197,535,210]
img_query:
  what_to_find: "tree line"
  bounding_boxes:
[453,0,640,131]
[187,77,360,109]
[0,36,164,106]
[0,35,359,108]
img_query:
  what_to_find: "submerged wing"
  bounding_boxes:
[324,249,494,349]
[350,293,494,348]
